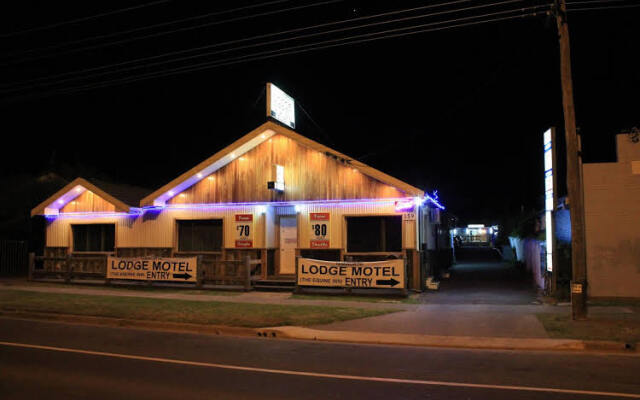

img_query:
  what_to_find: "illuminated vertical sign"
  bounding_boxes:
[543,128,556,272]
[266,83,295,129]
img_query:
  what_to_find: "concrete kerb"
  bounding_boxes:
[1,310,637,354]
[259,326,639,354]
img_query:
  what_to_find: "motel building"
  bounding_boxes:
[30,85,444,291]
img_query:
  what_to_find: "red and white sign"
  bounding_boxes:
[234,214,254,248]
[309,212,330,248]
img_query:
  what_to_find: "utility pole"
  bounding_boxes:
[554,0,587,319]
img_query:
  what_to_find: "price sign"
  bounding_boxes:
[309,212,330,248]
[234,214,253,248]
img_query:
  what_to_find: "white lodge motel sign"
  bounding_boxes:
[297,258,405,289]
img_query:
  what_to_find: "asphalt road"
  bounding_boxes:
[1,317,639,399]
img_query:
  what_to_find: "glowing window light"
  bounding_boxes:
[274,164,285,191]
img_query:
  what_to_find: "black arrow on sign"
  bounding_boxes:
[173,273,192,280]
[376,278,400,287]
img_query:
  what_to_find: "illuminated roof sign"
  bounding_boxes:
[266,82,295,129]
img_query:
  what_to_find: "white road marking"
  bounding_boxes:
[1,341,639,398]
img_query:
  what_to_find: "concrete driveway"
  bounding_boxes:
[314,250,550,338]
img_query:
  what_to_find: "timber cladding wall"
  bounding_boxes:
[46,206,268,249]
[167,134,406,204]
[46,202,418,251]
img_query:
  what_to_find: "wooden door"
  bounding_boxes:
[279,216,297,275]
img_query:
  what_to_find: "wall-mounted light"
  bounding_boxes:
[268,164,285,192]
[256,205,266,214]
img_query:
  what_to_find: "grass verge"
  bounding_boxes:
[536,313,640,343]
[0,289,395,328]
[1,280,239,296]
[289,293,419,304]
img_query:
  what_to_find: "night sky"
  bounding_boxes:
[1,0,638,232]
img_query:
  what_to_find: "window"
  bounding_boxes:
[178,219,223,252]
[72,224,115,252]
[346,216,402,252]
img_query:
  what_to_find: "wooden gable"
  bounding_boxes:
[168,133,407,204]
[60,190,117,213]
[31,177,134,216]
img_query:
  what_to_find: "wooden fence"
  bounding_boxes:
[0,240,28,276]
[29,253,261,291]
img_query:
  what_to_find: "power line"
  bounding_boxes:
[0,0,171,38]
[565,0,630,5]
[4,5,550,101]
[2,0,342,65]
[0,0,473,89]
[2,6,550,104]
[567,3,640,11]
[2,0,292,57]
[1,0,523,93]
